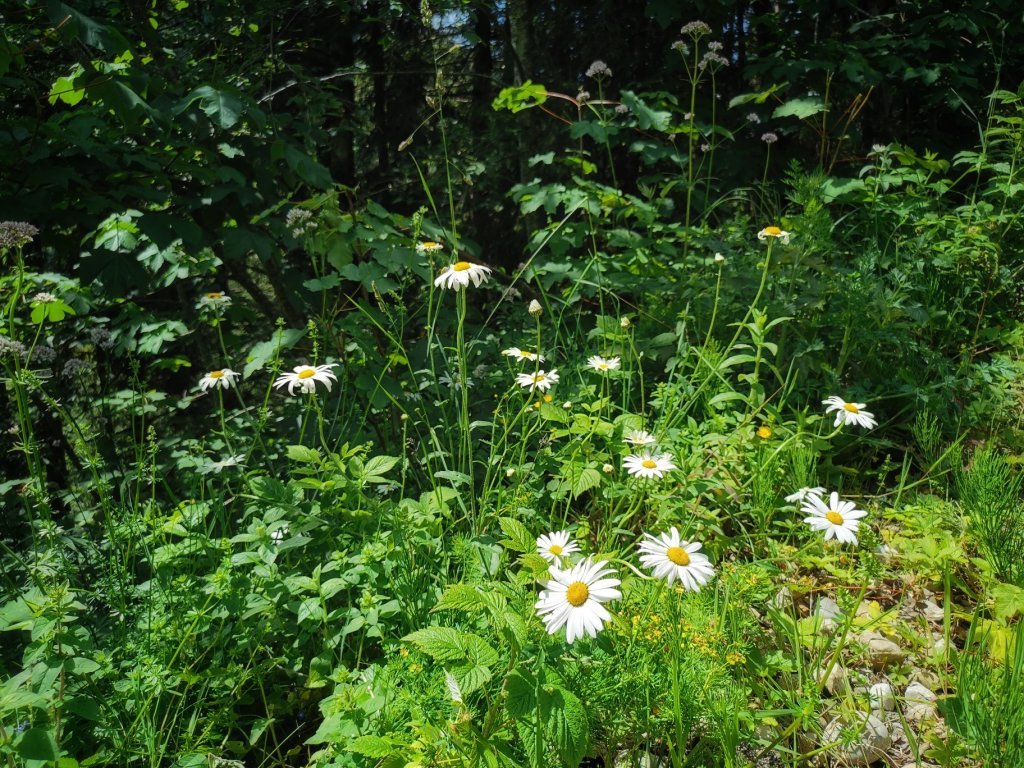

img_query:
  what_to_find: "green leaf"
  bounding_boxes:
[403,627,466,661]
[283,144,332,189]
[432,584,486,613]
[286,445,322,464]
[492,81,548,113]
[434,469,472,487]
[362,455,400,482]
[543,687,589,767]
[349,735,395,757]
[16,728,58,761]
[992,582,1024,621]
[566,465,601,500]
[505,669,536,716]
[175,85,244,129]
[727,83,787,109]
[499,517,535,553]
[619,90,671,131]
[772,97,825,120]
[243,328,306,377]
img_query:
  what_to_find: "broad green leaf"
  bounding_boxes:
[286,445,322,464]
[432,584,485,612]
[542,687,588,767]
[619,91,671,131]
[348,735,395,757]
[363,455,400,481]
[773,97,826,120]
[505,669,536,716]
[403,626,466,661]
[492,81,548,113]
[499,517,535,553]
[16,728,58,761]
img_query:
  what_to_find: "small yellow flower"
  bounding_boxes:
[756,425,772,439]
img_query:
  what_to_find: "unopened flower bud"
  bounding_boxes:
[602,463,614,474]
[528,299,543,317]
[620,316,630,329]
[714,253,725,263]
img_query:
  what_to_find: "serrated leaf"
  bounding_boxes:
[363,455,399,481]
[286,445,322,464]
[499,516,535,553]
[543,687,588,767]
[432,584,486,612]
[505,669,536,716]
[349,735,395,757]
[403,627,466,661]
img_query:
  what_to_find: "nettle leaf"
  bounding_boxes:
[499,517,535,553]
[505,669,536,716]
[542,687,589,767]
[403,627,466,661]
[432,584,486,612]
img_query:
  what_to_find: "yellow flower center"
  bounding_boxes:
[453,261,472,272]
[598,362,608,370]
[533,374,544,382]
[843,403,860,413]
[297,369,316,379]
[210,370,224,379]
[548,544,563,556]
[543,394,553,403]
[519,350,534,358]
[642,459,658,469]
[666,546,690,566]
[206,292,223,299]
[422,241,440,249]
[826,511,844,525]
[757,426,772,439]
[764,226,782,236]
[566,582,589,607]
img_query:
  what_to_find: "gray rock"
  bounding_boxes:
[921,599,944,623]
[816,596,843,621]
[903,682,938,723]
[858,631,907,670]
[822,712,892,765]
[868,682,895,711]
[815,663,850,696]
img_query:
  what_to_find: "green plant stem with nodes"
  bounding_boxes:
[455,288,477,526]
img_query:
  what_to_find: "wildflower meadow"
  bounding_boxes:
[3,3,1024,767]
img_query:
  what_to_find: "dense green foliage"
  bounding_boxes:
[3,2,1024,767]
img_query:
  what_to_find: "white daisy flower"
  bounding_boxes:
[515,369,559,392]
[535,558,621,644]
[416,241,445,253]
[623,429,656,447]
[587,355,621,372]
[197,291,232,313]
[536,530,581,565]
[433,260,492,290]
[802,491,867,546]
[623,453,677,479]
[784,486,826,504]
[198,368,240,391]
[637,527,716,591]
[757,226,791,244]
[823,395,878,429]
[273,363,338,395]
[502,347,545,363]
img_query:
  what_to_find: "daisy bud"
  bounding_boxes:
[602,463,614,474]
[528,299,543,317]
[620,316,630,329]
[714,253,725,263]
[506,467,516,478]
